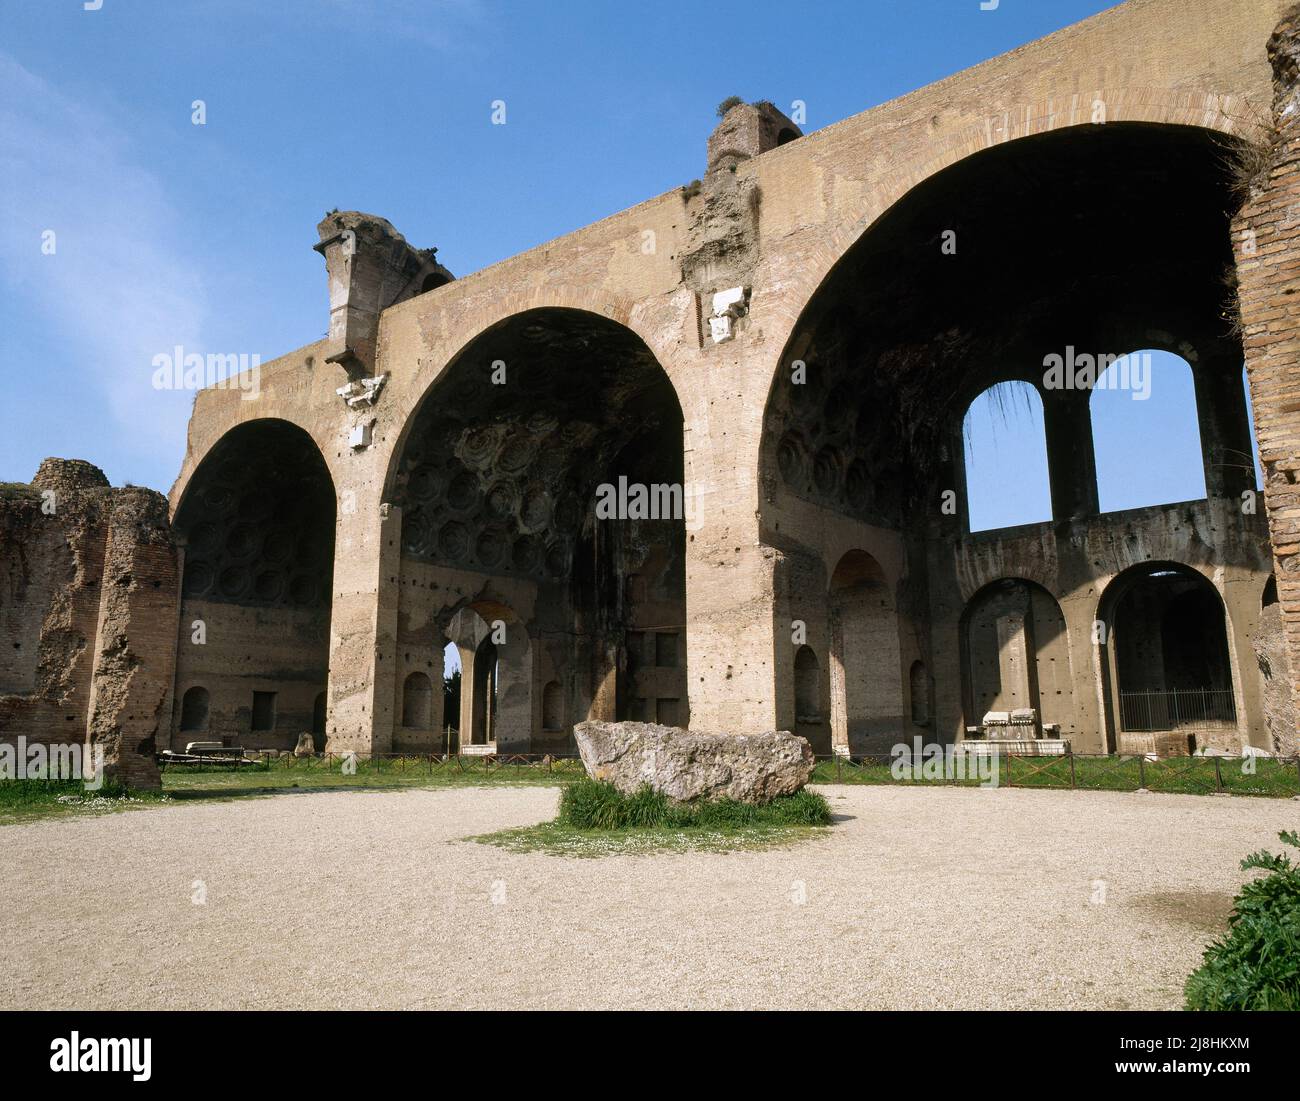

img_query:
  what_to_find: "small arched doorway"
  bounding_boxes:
[827,550,903,755]
[793,645,823,751]
[960,578,1074,739]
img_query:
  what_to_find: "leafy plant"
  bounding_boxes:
[1185,830,1300,1011]
[715,96,744,118]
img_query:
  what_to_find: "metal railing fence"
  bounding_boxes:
[1118,688,1237,731]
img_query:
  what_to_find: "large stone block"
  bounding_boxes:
[573,720,814,804]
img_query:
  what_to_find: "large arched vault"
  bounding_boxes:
[171,419,336,747]
[386,307,688,752]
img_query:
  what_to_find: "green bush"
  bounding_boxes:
[1185,830,1300,1011]
[558,778,831,831]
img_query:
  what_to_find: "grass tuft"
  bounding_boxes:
[0,778,167,823]
[558,777,832,830]
[473,779,833,858]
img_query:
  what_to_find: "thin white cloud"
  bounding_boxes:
[0,53,206,481]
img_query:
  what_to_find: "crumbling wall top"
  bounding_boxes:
[314,210,454,378]
[706,100,802,175]
[31,457,110,494]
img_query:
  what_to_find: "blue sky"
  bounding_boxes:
[3,0,1220,514]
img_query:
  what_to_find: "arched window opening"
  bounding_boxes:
[420,272,450,294]
[962,381,1051,532]
[1107,565,1235,734]
[179,686,209,733]
[794,646,820,721]
[542,681,563,731]
[402,672,433,729]
[827,549,903,754]
[909,661,930,726]
[1091,350,1205,512]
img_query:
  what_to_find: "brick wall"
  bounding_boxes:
[1235,3,1300,740]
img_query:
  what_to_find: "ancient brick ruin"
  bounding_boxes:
[1,460,176,788]
[3,0,1300,787]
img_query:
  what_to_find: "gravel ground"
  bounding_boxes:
[2,784,1296,1010]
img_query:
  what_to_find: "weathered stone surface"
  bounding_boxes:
[574,721,814,804]
[293,733,316,758]
[1,459,176,791]
[1253,602,1297,755]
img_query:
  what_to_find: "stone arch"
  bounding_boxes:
[960,578,1074,737]
[171,419,336,749]
[760,121,1246,533]
[827,549,903,755]
[178,686,210,734]
[381,292,678,499]
[401,672,433,730]
[444,602,533,752]
[762,98,1250,375]
[793,645,822,745]
[390,307,688,747]
[1096,562,1237,753]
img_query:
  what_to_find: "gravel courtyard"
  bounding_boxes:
[2,784,1296,1010]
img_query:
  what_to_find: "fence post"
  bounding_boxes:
[1138,754,1146,790]
[835,754,842,783]
[1069,749,1076,790]
[1214,755,1224,793]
